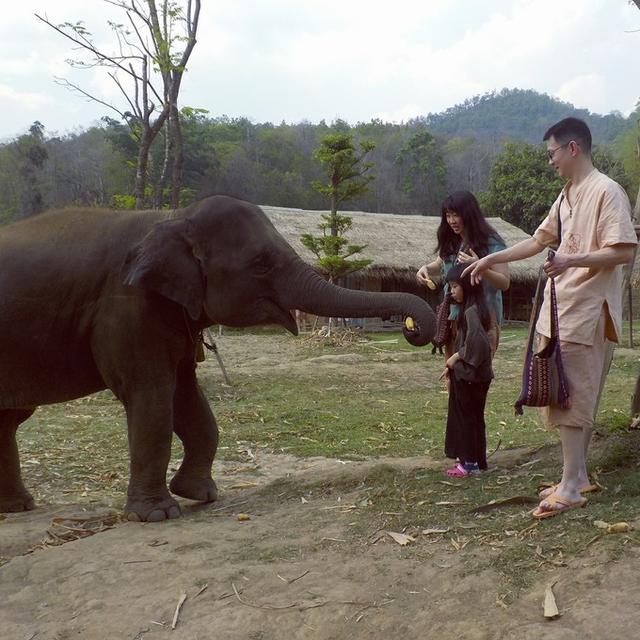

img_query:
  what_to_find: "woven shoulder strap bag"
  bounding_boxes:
[514,261,571,415]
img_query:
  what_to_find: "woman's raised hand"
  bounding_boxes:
[416,265,430,285]
[457,247,479,264]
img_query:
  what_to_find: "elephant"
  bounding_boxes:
[0,195,435,521]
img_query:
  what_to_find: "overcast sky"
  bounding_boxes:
[1,0,639,140]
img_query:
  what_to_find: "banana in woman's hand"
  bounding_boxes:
[424,277,437,290]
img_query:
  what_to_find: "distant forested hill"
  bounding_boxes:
[0,88,637,225]
[422,88,629,145]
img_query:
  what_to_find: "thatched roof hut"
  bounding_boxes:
[262,206,544,283]
[262,205,545,323]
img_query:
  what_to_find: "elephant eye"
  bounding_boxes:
[252,254,272,275]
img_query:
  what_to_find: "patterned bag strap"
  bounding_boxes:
[524,266,546,356]
[548,276,560,340]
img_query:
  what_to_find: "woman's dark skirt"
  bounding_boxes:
[445,377,491,469]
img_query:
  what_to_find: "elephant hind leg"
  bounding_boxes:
[0,408,36,513]
[169,363,219,503]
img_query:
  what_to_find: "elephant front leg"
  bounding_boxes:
[169,365,219,503]
[124,392,182,522]
[0,409,36,513]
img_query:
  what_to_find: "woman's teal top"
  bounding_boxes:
[442,235,506,324]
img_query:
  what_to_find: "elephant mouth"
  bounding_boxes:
[259,298,299,336]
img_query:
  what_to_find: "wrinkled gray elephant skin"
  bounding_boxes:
[0,196,435,521]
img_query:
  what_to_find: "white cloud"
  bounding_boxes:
[373,103,425,124]
[0,0,639,137]
[0,83,53,110]
[555,74,608,113]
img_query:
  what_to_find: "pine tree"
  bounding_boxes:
[300,132,375,334]
[301,133,375,284]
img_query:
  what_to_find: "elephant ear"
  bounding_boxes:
[122,218,204,321]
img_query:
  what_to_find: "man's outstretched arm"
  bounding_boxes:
[543,244,635,278]
[464,238,546,284]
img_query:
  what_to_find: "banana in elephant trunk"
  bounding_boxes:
[280,260,436,347]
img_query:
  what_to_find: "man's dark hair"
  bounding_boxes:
[543,117,592,154]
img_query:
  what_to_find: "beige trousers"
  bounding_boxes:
[537,311,609,430]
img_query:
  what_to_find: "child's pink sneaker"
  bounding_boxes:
[446,462,480,477]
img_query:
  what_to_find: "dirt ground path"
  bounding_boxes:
[2,333,639,639]
[2,450,640,640]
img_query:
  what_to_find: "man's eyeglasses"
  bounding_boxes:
[546,142,571,160]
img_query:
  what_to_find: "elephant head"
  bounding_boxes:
[123,196,435,346]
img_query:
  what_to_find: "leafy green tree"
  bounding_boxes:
[17,122,49,218]
[480,141,563,233]
[301,133,374,284]
[592,145,633,194]
[442,136,494,195]
[312,133,375,219]
[615,101,640,220]
[395,129,447,215]
[301,213,372,283]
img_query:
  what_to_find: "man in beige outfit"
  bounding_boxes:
[467,117,637,517]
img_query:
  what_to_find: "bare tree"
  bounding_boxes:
[152,0,201,207]
[36,0,201,209]
[107,1,201,207]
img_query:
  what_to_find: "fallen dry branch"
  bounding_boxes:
[230,583,394,614]
[277,569,310,584]
[171,592,187,630]
[29,513,124,552]
[469,495,538,513]
[543,580,560,619]
[302,327,368,347]
[232,582,326,611]
[208,500,249,514]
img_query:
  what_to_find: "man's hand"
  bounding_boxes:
[543,253,572,278]
[463,254,494,285]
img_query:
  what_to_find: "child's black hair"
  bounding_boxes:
[446,263,493,334]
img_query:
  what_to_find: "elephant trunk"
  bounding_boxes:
[280,261,436,346]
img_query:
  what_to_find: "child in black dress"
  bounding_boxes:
[440,264,494,477]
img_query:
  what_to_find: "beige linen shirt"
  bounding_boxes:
[533,168,637,346]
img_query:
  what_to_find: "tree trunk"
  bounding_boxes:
[134,107,169,210]
[153,125,172,208]
[134,132,152,209]
[170,102,184,208]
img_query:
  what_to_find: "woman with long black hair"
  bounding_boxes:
[416,190,510,357]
